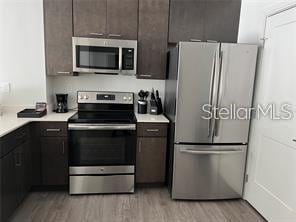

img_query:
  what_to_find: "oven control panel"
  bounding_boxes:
[77,91,134,104]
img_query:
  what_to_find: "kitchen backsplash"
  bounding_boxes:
[48,75,165,109]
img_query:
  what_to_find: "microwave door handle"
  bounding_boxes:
[119,47,122,72]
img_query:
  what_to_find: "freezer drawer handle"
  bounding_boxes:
[180,148,244,155]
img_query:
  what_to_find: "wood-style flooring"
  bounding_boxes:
[10,188,266,222]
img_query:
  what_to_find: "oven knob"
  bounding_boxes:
[78,95,83,100]
[83,95,89,100]
[128,97,132,101]
[123,96,127,101]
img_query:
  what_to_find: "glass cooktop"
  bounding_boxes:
[68,111,136,124]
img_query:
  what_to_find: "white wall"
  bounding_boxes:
[238,0,296,45]
[0,0,47,107]
[0,0,165,108]
[238,0,296,107]
[49,75,165,109]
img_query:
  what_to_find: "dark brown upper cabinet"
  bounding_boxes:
[204,0,241,43]
[73,0,107,38]
[137,0,169,79]
[169,0,241,43]
[44,0,73,75]
[169,0,205,43]
[73,0,138,40]
[107,0,138,40]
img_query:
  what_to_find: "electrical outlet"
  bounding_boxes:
[0,82,10,93]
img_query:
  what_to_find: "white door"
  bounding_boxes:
[244,7,296,222]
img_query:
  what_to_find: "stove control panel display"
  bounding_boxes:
[77,91,134,104]
[97,94,115,101]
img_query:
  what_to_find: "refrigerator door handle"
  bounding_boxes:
[214,51,224,137]
[180,148,244,155]
[208,52,217,137]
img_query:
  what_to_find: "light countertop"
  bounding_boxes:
[135,113,169,123]
[0,110,76,138]
[0,110,169,138]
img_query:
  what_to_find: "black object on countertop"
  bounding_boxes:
[17,109,47,118]
[55,94,68,113]
[155,90,163,114]
[150,89,163,115]
[138,90,149,114]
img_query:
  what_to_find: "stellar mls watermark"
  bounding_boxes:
[201,103,294,120]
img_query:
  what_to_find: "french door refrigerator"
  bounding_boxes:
[165,42,258,200]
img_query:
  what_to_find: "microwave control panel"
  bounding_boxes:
[122,48,134,70]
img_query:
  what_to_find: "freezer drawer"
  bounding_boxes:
[172,144,247,200]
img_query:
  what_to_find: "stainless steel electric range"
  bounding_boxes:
[68,91,136,195]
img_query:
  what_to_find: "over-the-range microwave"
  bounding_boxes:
[72,37,137,75]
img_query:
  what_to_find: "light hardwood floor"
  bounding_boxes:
[10,188,266,222]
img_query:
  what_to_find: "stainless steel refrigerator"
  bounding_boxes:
[165,42,258,200]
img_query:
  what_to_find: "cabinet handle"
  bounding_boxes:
[293,139,296,142]
[57,71,71,74]
[89,32,104,36]
[139,74,152,77]
[108,34,121,38]
[138,140,142,153]
[146,129,160,132]
[20,152,23,166]
[15,152,21,167]
[46,128,61,132]
[190,39,202,42]
[62,141,65,154]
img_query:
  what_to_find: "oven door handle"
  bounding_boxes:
[68,124,136,131]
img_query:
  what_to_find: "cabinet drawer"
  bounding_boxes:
[40,122,68,137]
[137,123,168,137]
[1,125,29,158]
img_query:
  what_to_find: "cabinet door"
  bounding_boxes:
[137,0,169,79]
[30,123,42,186]
[169,0,205,43]
[204,0,241,42]
[1,151,18,222]
[14,144,27,204]
[106,0,138,40]
[73,0,107,38]
[41,137,68,186]
[44,0,73,75]
[136,137,167,183]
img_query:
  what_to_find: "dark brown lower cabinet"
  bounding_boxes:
[136,137,167,183]
[1,150,18,222]
[0,122,68,222]
[15,141,32,203]
[0,126,31,222]
[41,137,68,186]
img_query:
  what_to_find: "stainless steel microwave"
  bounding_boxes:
[72,37,137,75]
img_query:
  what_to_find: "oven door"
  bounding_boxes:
[73,38,121,74]
[68,124,136,167]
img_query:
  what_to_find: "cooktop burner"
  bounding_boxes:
[68,111,136,124]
